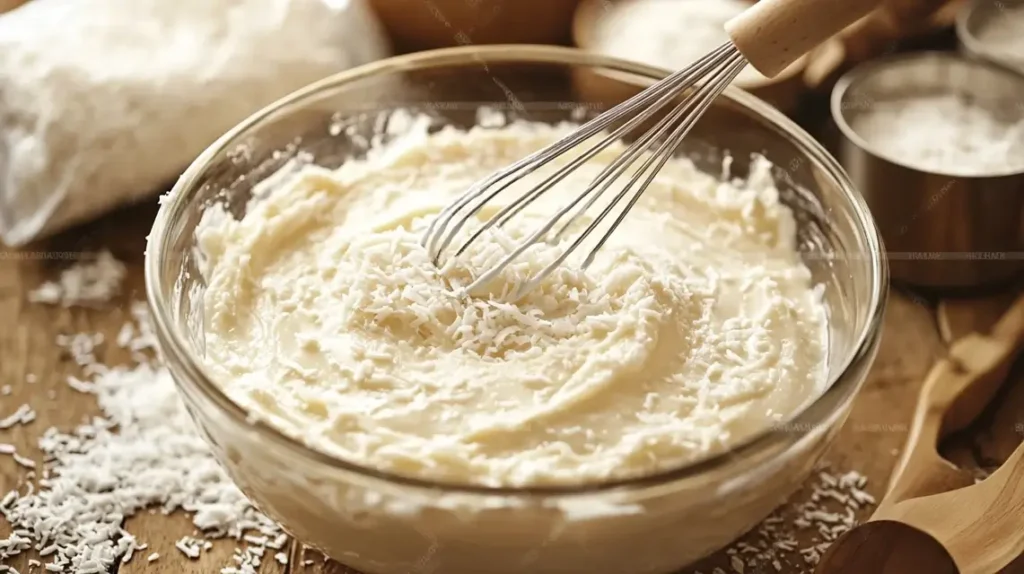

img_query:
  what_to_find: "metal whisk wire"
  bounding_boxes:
[421,43,747,297]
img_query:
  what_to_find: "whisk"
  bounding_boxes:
[422,0,879,298]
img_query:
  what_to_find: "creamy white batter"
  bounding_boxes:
[198,114,828,488]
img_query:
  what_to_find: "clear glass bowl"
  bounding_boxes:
[145,45,888,574]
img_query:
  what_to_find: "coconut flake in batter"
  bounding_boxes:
[197,117,828,488]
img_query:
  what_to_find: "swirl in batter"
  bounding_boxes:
[198,116,828,487]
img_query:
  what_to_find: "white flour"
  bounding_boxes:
[850,93,1024,175]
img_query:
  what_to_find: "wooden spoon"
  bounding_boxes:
[815,292,1024,573]
[817,440,1024,573]
[813,520,958,574]
[880,292,1024,512]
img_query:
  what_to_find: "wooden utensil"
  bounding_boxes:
[814,520,959,573]
[815,292,1024,573]
[881,292,1024,511]
[938,292,1020,345]
[817,440,1024,573]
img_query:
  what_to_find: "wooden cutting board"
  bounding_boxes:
[1,201,1021,574]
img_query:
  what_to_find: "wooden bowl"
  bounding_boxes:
[572,0,808,115]
[368,0,583,53]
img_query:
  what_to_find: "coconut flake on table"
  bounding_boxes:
[0,300,284,572]
[693,467,877,573]
[27,251,126,307]
[0,405,36,430]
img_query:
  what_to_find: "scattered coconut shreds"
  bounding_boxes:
[26,250,126,307]
[175,536,203,560]
[0,301,283,573]
[0,405,36,430]
[697,466,876,574]
[11,454,36,470]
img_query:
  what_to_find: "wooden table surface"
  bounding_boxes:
[1,200,1022,574]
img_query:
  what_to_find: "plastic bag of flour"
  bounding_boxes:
[0,0,390,246]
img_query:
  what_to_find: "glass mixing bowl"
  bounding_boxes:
[145,45,887,574]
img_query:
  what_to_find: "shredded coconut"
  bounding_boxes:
[850,93,1024,175]
[174,536,203,560]
[0,405,35,430]
[11,454,35,470]
[0,301,283,572]
[700,466,876,572]
[26,251,126,307]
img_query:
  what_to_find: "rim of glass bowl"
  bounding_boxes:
[145,44,888,497]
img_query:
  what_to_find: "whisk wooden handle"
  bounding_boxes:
[725,0,882,78]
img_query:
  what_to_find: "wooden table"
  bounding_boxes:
[1,201,1022,574]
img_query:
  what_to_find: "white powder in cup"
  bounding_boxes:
[849,93,1024,176]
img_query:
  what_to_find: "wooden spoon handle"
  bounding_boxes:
[877,293,1024,512]
[726,0,880,77]
[878,359,974,510]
